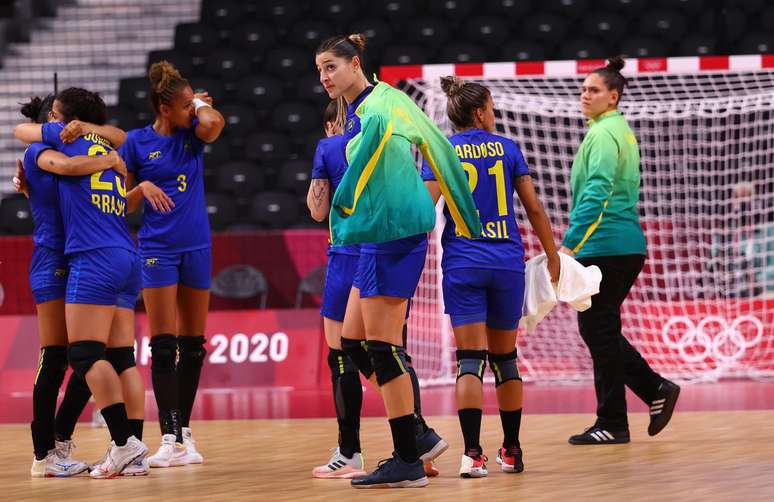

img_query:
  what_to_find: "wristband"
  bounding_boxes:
[193,98,211,112]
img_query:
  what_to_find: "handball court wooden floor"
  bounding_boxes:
[2,410,773,502]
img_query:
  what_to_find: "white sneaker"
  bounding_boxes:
[30,449,89,478]
[148,434,187,468]
[121,456,150,476]
[181,427,203,464]
[312,447,367,479]
[90,436,148,479]
[459,452,488,478]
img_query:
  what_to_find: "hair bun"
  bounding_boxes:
[20,96,44,121]
[348,33,366,52]
[148,60,183,93]
[606,55,625,73]
[440,75,466,98]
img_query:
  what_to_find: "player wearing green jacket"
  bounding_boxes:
[561,56,680,446]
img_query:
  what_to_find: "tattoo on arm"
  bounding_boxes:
[311,179,328,209]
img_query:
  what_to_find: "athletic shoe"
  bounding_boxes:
[423,460,439,477]
[568,426,630,445]
[121,456,150,476]
[351,452,428,489]
[312,447,367,479]
[30,450,89,478]
[147,434,187,468]
[648,380,681,436]
[459,450,488,478]
[416,428,448,463]
[54,440,89,474]
[181,427,204,464]
[90,436,148,479]
[496,446,524,473]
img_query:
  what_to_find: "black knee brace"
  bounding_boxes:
[401,324,413,365]
[150,334,177,373]
[36,345,68,388]
[106,347,136,375]
[341,337,374,379]
[367,340,409,386]
[489,349,521,387]
[178,335,207,363]
[456,349,487,382]
[327,348,358,380]
[67,341,106,379]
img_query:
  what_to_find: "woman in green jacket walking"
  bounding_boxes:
[561,56,680,445]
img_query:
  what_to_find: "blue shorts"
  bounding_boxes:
[29,246,68,304]
[321,252,359,322]
[354,236,427,299]
[140,247,212,290]
[66,247,141,309]
[443,268,525,330]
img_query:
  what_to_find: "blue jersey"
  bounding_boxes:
[120,124,209,253]
[311,134,358,256]
[23,142,65,251]
[42,122,134,255]
[422,129,529,272]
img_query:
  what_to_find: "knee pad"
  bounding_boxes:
[456,349,487,382]
[35,345,68,388]
[367,340,408,386]
[488,349,521,387]
[178,336,207,363]
[150,334,177,373]
[341,337,374,379]
[105,347,136,375]
[328,349,357,380]
[67,341,106,379]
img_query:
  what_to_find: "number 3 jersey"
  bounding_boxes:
[421,128,530,273]
[120,123,209,254]
[42,122,134,255]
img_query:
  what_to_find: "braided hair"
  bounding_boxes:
[440,76,491,130]
[148,60,189,113]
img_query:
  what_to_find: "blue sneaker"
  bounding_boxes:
[351,452,429,489]
[416,427,448,463]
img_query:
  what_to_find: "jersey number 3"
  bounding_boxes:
[177,174,187,192]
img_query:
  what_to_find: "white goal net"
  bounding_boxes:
[403,67,774,385]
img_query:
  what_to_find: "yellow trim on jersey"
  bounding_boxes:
[340,120,394,216]
[572,200,609,254]
[421,144,472,238]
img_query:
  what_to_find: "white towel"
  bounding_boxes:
[520,253,602,333]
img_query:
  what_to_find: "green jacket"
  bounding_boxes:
[563,110,647,258]
[330,82,482,245]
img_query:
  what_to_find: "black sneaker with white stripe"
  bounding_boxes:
[648,380,680,436]
[568,426,630,445]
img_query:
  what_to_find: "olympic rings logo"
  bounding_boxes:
[661,315,764,364]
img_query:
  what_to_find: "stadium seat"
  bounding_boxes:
[237,75,284,109]
[737,32,774,54]
[582,11,627,46]
[203,140,232,168]
[485,0,533,19]
[657,0,705,14]
[599,0,646,15]
[205,50,251,83]
[245,132,291,163]
[295,265,326,308]
[272,102,320,134]
[131,109,154,129]
[118,77,150,111]
[557,38,606,60]
[265,47,311,80]
[189,77,225,104]
[372,0,416,22]
[277,159,311,196]
[348,18,393,56]
[255,0,303,28]
[382,45,428,66]
[217,161,265,199]
[500,40,546,62]
[219,104,259,135]
[201,0,243,28]
[302,132,325,159]
[174,23,218,56]
[465,16,508,49]
[0,194,34,235]
[147,49,193,76]
[406,18,450,52]
[313,0,358,26]
[763,6,774,33]
[522,13,568,45]
[296,72,329,107]
[250,191,301,228]
[427,0,473,22]
[544,0,590,19]
[439,43,488,64]
[619,37,667,58]
[290,20,333,51]
[211,264,269,308]
[699,8,746,43]
[231,23,276,54]
[638,9,686,43]
[106,106,138,131]
[677,34,716,56]
[205,192,238,231]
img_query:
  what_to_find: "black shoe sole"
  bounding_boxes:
[648,384,681,436]
[568,437,630,445]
